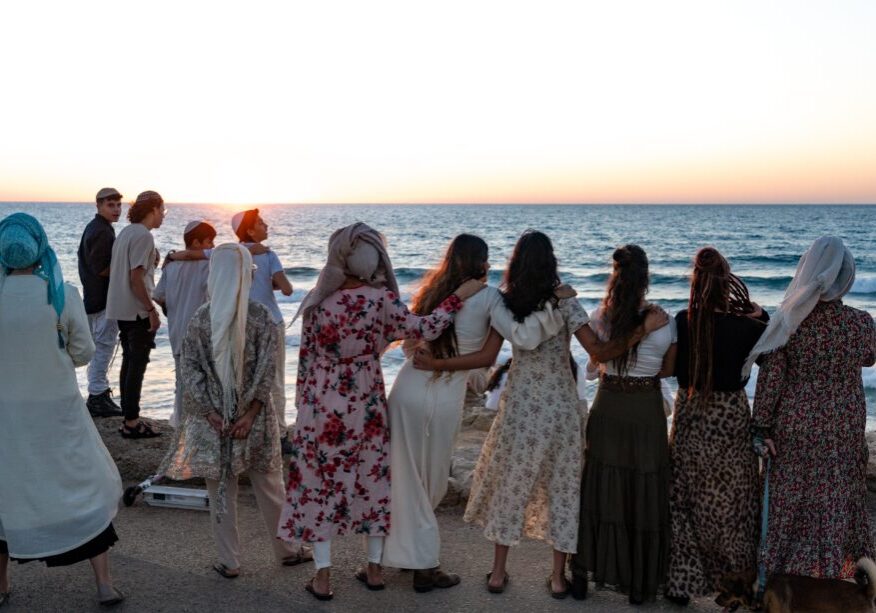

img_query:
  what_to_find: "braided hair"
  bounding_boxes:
[686,247,756,403]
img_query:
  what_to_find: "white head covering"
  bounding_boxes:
[742,236,855,377]
[208,243,254,422]
[293,222,398,321]
[207,243,253,520]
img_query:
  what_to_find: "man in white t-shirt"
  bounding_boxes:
[231,209,293,453]
[106,190,165,439]
[153,220,215,427]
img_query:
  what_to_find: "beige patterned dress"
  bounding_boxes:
[159,300,282,480]
[463,298,590,552]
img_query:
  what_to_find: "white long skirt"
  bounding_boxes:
[382,360,468,569]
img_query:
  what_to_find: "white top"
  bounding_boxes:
[0,277,122,557]
[588,305,677,377]
[106,223,157,321]
[153,259,210,356]
[242,243,284,324]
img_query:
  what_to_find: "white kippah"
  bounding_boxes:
[184,219,206,234]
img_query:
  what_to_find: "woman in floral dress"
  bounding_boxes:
[415,232,667,599]
[277,223,484,601]
[748,236,875,578]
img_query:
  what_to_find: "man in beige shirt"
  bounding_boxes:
[106,191,165,439]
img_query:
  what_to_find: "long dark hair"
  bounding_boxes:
[412,234,489,361]
[486,355,578,392]
[502,230,560,322]
[687,247,757,401]
[602,244,649,375]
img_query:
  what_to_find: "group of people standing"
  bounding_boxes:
[0,195,873,610]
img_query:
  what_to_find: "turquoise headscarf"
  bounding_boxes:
[0,213,66,345]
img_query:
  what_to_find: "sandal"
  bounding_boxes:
[355,567,385,591]
[281,547,314,567]
[414,567,461,592]
[547,575,570,599]
[97,585,125,607]
[119,421,162,439]
[305,577,333,601]
[212,563,240,579]
[486,571,509,594]
[0,588,10,608]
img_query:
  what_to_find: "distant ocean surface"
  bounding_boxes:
[3,203,874,427]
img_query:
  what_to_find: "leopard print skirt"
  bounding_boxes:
[666,389,760,599]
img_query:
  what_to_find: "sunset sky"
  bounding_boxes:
[1,1,874,205]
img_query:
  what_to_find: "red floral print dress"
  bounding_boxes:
[278,286,462,543]
[753,301,876,578]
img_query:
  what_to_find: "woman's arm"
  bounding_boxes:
[382,280,482,343]
[413,328,503,372]
[180,313,216,417]
[657,343,677,378]
[751,347,787,456]
[574,307,668,363]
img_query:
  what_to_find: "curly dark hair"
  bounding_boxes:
[501,230,560,322]
[127,191,163,224]
[411,234,489,362]
[602,244,649,375]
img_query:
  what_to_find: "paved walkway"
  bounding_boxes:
[4,489,721,612]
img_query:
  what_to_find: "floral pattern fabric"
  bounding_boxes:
[159,301,281,480]
[753,301,876,578]
[278,286,462,543]
[463,298,590,553]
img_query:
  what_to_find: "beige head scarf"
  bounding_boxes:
[294,222,398,321]
[207,243,253,520]
[742,236,855,377]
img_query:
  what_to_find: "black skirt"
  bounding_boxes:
[0,523,118,567]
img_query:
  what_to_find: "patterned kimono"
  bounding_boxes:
[278,286,462,543]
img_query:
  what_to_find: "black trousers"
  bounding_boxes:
[117,317,157,421]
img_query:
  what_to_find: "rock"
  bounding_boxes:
[440,427,487,507]
[460,404,497,432]
[95,417,176,482]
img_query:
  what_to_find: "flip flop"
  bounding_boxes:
[355,568,386,591]
[305,577,333,601]
[486,571,509,594]
[281,547,314,567]
[97,585,125,607]
[212,563,240,579]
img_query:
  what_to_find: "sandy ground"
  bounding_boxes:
[3,487,723,613]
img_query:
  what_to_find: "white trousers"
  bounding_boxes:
[273,321,287,431]
[86,310,118,395]
[205,470,300,569]
[312,536,385,570]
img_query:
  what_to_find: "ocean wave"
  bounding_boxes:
[864,367,876,392]
[851,277,876,295]
[283,266,320,276]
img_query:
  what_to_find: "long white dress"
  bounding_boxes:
[0,276,122,558]
[382,287,563,569]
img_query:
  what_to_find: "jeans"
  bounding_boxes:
[117,317,156,421]
[86,310,119,395]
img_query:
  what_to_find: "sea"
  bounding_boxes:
[2,202,874,427]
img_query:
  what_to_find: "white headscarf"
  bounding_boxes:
[208,243,254,422]
[742,236,855,377]
[207,243,253,520]
[293,222,398,322]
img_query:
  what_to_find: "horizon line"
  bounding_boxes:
[1,200,875,207]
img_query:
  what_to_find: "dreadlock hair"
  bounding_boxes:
[411,234,489,365]
[602,244,649,376]
[502,230,560,322]
[686,247,757,402]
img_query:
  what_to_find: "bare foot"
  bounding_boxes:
[313,567,331,595]
[366,562,383,586]
[488,569,506,589]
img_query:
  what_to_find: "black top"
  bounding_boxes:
[77,214,115,314]
[674,308,769,392]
